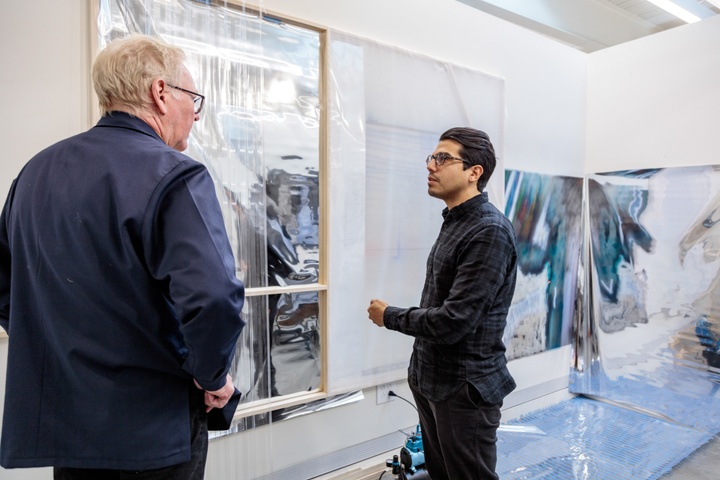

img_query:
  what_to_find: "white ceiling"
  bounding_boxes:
[456,0,720,52]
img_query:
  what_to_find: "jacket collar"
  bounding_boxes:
[95,111,164,143]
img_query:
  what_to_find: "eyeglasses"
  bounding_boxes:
[426,152,469,167]
[167,83,205,114]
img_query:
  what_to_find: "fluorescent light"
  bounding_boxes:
[704,0,720,9]
[646,0,702,23]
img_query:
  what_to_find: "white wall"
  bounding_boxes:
[0,0,92,198]
[266,0,588,178]
[586,14,720,173]
[0,0,587,478]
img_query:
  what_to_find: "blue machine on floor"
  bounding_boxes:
[386,425,431,479]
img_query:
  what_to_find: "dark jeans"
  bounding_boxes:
[54,389,208,480]
[411,382,502,480]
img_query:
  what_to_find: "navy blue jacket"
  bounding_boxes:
[0,112,245,469]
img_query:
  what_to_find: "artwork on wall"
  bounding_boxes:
[571,165,720,433]
[503,170,584,360]
[98,0,323,425]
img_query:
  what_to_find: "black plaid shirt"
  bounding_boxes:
[384,192,517,404]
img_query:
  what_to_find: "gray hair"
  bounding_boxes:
[92,34,186,116]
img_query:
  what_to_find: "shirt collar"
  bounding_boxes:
[441,191,489,221]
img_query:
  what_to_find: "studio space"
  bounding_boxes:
[1,1,720,479]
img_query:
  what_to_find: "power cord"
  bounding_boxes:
[383,391,423,478]
[388,390,418,412]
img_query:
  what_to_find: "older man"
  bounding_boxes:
[0,35,245,479]
[368,127,517,480]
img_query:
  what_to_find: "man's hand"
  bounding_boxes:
[368,299,388,327]
[194,374,235,413]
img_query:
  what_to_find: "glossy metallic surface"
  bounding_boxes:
[571,167,720,428]
[99,0,322,408]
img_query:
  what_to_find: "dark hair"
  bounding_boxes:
[439,127,496,192]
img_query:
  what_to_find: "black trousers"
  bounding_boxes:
[410,382,502,480]
[54,390,208,480]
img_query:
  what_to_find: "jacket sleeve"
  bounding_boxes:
[144,163,245,392]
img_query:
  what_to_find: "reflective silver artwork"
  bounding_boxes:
[98,0,322,416]
[571,167,720,432]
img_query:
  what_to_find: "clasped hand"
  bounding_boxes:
[194,374,235,413]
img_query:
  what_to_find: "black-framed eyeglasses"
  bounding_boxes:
[426,152,469,167]
[167,83,205,114]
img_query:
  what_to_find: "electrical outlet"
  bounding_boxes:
[376,382,396,404]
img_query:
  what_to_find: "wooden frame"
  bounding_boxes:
[87,0,331,420]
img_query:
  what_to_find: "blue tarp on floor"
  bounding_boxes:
[496,396,714,480]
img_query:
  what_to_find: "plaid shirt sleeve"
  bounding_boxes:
[384,218,516,345]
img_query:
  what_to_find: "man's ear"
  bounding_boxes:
[469,165,484,183]
[151,78,169,115]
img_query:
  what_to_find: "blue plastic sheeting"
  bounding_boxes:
[496,397,713,480]
[572,371,720,435]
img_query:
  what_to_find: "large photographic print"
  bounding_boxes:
[503,170,584,360]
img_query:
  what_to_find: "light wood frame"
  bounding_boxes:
[86,0,331,420]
